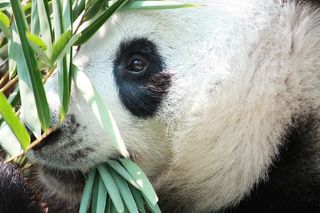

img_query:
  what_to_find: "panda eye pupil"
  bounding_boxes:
[126,55,149,73]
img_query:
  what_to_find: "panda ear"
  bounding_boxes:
[0,160,43,213]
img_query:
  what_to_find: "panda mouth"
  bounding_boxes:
[37,165,86,202]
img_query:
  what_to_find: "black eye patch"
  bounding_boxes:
[113,38,171,118]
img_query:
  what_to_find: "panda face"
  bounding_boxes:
[25,0,320,211]
[27,0,279,202]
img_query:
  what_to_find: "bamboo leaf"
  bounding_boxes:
[98,165,125,213]
[53,0,73,121]
[122,0,197,10]
[72,65,129,158]
[74,0,129,45]
[107,160,139,189]
[36,0,53,54]
[143,194,161,213]
[30,0,40,34]
[0,91,30,150]
[129,184,146,213]
[84,0,105,21]
[50,30,80,65]
[79,169,96,213]
[111,170,139,213]
[91,175,108,213]
[72,0,85,21]
[91,174,100,213]
[0,2,9,10]
[120,159,158,205]
[26,32,47,51]
[0,11,11,38]
[10,0,50,131]
[0,123,23,156]
[10,23,41,137]
[26,32,51,66]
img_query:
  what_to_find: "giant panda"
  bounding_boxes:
[3,0,320,212]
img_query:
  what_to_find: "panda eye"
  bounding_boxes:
[125,55,149,75]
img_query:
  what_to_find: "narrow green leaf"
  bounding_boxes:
[109,198,118,213]
[84,0,105,21]
[0,122,23,156]
[91,176,108,213]
[11,23,41,137]
[8,39,16,78]
[129,184,146,213]
[72,0,85,21]
[91,174,100,213]
[50,30,80,65]
[107,160,139,189]
[26,32,51,66]
[26,32,47,51]
[98,165,125,213]
[0,2,9,10]
[143,195,161,213]
[30,0,40,34]
[36,0,53,54]
[74,0,129,45]
[10,0,50,131]
[72,65,129,158]
[120,159,158,205]
[53,0,73,121]
[111,170,139,213]
[0,91,30,150]
[0,11,11,38]
[79,169,96,213]
[122,1,196,10]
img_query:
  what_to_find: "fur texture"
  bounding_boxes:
[24,0,320,212]
[0,161,42,213]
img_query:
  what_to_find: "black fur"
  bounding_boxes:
[0,161,42,213]
[229,115,320,213]
[113,38,171,118]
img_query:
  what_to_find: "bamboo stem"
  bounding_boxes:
[5,124,60,163]
[0,75,18,93]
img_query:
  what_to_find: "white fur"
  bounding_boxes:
[27,1,320,211]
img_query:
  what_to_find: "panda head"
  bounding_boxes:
[25,0,320,211]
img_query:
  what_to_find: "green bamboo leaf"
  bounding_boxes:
[10,0,50,131]
[143,194,161,213]
[107,160,139,189]
[50,31,80,65]
[53,0,73,121]
[79,169,96,213]
[0,91,30,150]
[0,2,9,10]
[84,0,105,21]
[10,23,41,137]
[8,39,16,78]
[109,198,118,213]
[26,32,47,51]
[26,32,51,66]
[0,11,11,38]
[111,170,139,213]
[120,159,158,205]
[74,0,129,45]
[91,176,108,213]
[36,0,53,54]
[0,122,23,156]
[122,0,197,10]
[129,184,146,213]
[72,65,129,158]
[91,174,100,213]
[72,0,85,21]
[30,0,40,34]
[98,165,125,213]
